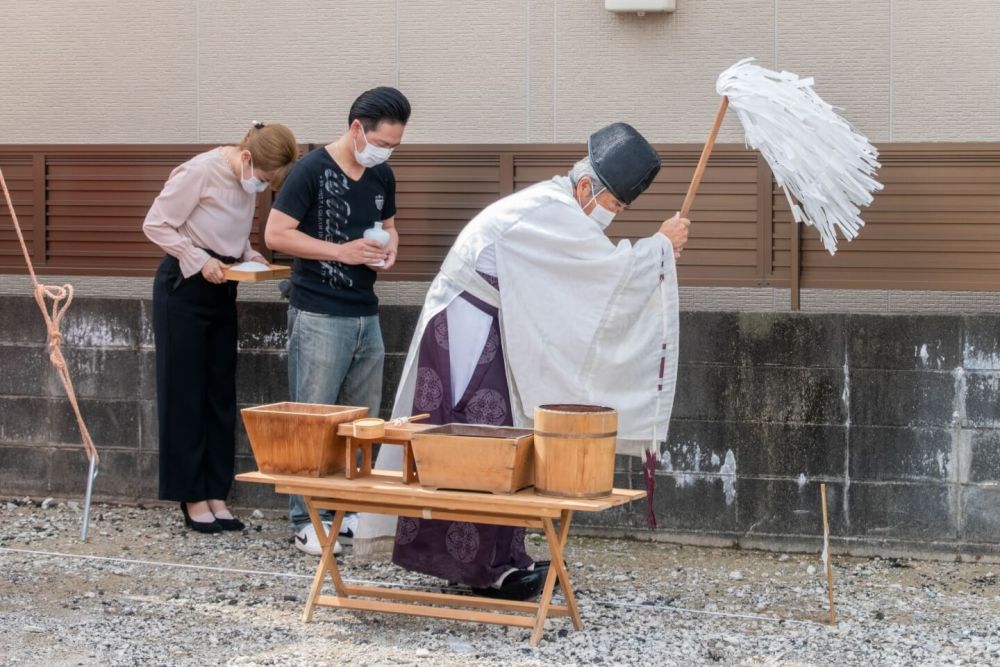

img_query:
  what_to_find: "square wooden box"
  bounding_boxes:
[241,402,367,477]
[409,424,535,494]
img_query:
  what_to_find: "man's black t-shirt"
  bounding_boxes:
[272,147,396,317]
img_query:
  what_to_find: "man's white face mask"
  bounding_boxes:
[585,184,616,229]
[354,128,393,168]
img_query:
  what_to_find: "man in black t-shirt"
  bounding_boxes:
[265,87,411,556]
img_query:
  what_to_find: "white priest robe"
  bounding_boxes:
[353,175,680,554]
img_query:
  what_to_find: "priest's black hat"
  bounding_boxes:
[587,122,661,205]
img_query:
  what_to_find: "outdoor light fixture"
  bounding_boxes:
[605,0,676,14]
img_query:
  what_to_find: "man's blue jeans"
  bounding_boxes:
[286,306,384,529]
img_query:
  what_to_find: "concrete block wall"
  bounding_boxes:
[578,312,1000,557]
[0,295,414,509]
[1,295,998,557]
[0,297,154,500]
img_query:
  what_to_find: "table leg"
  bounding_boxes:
[402,442,418,484]
[344,438,358,479]
[361,440,373,475]
[553,511,582,630]
[530,510,580,644]
[302,498,347,622]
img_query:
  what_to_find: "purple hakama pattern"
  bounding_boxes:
[391,289,534,587]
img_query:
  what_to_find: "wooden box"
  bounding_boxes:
[410,424,535,494]
[241,402,368,476]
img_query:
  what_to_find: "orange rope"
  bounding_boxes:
[0,167,98,465]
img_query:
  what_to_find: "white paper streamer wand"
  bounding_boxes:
[681,58,882,255]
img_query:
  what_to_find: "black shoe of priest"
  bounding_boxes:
[471,569,545,601]
[530,560,562,590]
[531,559,568,571]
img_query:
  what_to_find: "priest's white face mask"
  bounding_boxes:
[580,179,625,230]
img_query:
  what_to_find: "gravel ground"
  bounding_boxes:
[1,498,998,666]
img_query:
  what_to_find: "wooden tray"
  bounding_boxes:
[410,424,535,494]
[224,263,292,282]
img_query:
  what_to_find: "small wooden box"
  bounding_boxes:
[224,263,292,282]
[242,402,368,477]
[410,424,535,494]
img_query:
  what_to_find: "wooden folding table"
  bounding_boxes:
[236,470,644,645]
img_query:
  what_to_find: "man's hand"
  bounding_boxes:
[338,238,389,266]
[201,257,227,284]
[658,212,691,258]
[374,217,399,271]
[374,244,397,271]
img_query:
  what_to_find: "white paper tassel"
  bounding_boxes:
[717,58,882,254]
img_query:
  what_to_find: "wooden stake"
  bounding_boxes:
[681,96,730,218]
[819,482,837,625]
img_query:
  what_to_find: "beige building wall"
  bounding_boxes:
[1,1,999,145]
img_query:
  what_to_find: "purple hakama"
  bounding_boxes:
[391,290,534,587]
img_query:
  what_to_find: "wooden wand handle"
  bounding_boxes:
[680,96,730,219]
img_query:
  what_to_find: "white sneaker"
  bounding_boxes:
[338,514,359,545]
[294,522,342,556]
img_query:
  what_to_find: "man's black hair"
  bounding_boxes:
[349,87,411,131]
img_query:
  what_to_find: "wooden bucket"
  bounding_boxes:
[533,404,617,498]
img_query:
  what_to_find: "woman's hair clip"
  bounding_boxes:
[252,120,266,129]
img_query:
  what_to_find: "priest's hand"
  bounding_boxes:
[659,213,690,258]
[336,238,388,265]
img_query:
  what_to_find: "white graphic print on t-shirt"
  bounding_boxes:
[319,168,353,289]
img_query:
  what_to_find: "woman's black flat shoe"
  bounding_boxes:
[180,502,222,534]
[214,516,245,531]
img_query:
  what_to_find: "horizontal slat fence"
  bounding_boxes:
[3,143,999,303]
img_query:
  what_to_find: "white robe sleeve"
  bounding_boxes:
[495,205,679,450]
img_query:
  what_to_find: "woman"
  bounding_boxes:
[144,122,298,533]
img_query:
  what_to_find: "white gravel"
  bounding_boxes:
[1,498,998,666]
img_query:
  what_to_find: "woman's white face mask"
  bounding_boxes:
[585,185,616,229]
[239,156,269,193]
[354,128,393,168]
